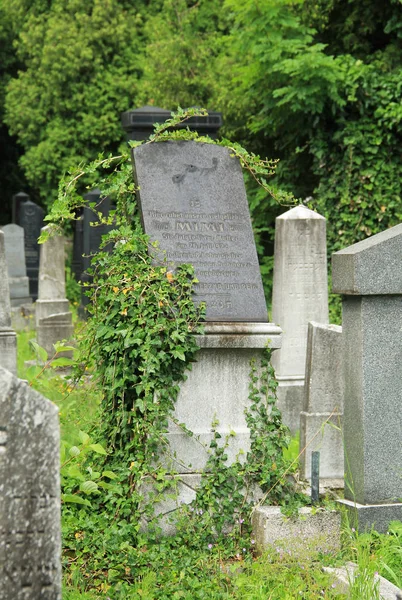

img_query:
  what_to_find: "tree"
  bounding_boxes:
[4,0,152,207]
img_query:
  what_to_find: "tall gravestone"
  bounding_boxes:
[18,198,44,301]
[36,227,73,357]
[0,232,17,376]
[72,215,84,282]
[132,140,282,532]
[11,191,29,225]
[0,367,62,599]
[78,190,113,316]
[2,225,31,307]
[332,224,402,533]
[271,206,329,433]
[299,322,344,482]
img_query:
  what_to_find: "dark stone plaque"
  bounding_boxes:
[18,199,44,301]
[132,141,268,322]
[72,214,84,282]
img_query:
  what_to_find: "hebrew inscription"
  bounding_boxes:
[132,141,267,322]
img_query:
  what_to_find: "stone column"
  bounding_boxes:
[36,227,73,357]
[299,322,344,483]
[271,206,329,433]
[332,223,402,533]
[3,224,31,307]
[0,231,17,375]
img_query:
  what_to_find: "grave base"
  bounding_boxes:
[11,302,35,331]
[338,498,402,534]
[35,298,70,327]
[299,411,344,480]
[0,329,17,376]
[275,375,304,435]
[37,312,74,358]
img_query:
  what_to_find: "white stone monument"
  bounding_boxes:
[2,224,31,307]
[333,223,402,533]
[36,227,73,357]
[299,322,344,483]
[271,206,329,433]
[0,231,17,376]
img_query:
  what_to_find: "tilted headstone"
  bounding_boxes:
[0,367,61,599]
[271,206,329,433]
[36,227,73,357]
[0,232,17,376]
[299,322,344,482]
[132,141,268,322]
[332,223,402,532]
[2,225,31,307]
[18,198,44,301]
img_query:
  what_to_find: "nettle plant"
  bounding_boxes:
[44,108,304,586]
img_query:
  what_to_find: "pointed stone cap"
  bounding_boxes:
[332,223,402,295]
[277,205,325,221]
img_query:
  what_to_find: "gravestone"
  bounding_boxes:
[332,223,402,533]
[0,367,61,599]
[36,227,73,357]
[299,322,344,483]
[132,141,268,322]
[78,190,113,315]
[121,105,223,142]
[271,206,329,433]
[72,214,84,282]
[2,225,31,307]
[11,191,29,225]
[131,140,282,532]
[0,231,17,376]
[18,199,44,301]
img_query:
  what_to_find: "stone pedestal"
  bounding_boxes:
[36,227,73,356]
[0,231,17,376]
[299,322,344,482]
[143,322,282,533]
[332,223,402,532]
[271,206,329,433]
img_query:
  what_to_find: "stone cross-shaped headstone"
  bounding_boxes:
[332,223,402,532]
[0,367,62,599]
[132,141,267,322]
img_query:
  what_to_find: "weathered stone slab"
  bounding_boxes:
[271,205,329,433]
[0,232,17,376]
[132,141,268,322]
[18,199,44,301]
[0,367,61,599]
[299,322,344,480]
[2,224,31,307]
[37,313,74,358]
[332,223,402,533]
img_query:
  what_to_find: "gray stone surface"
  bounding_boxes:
[37,227,67,302]
[324,562,402,599]
[11,304,36,332]
[299,322,344,480]
[132,141,268,322]
[18,199,44,301]
[271,205,329,433]
[0,232,17,376]
[37,313,74,358]
[162,323,282,473]
[338,499,402,536]
[332,223,402,295]
[333,223,402,532]
[0,367,61,599]
[2,224,31,306]
[251,506,341,555]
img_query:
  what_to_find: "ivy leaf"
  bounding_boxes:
[89,443,107,455]
[62,494,91,507]
[80,480,100,495]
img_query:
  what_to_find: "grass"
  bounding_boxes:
[16,329,402,599]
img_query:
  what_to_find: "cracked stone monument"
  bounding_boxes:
[271,206,329,434]
[332,223,402,533]
[0,231,17,376]
[299,322,344,483]
[36,227,73,357]
[0,367,62,599]
[132,140,282,532]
